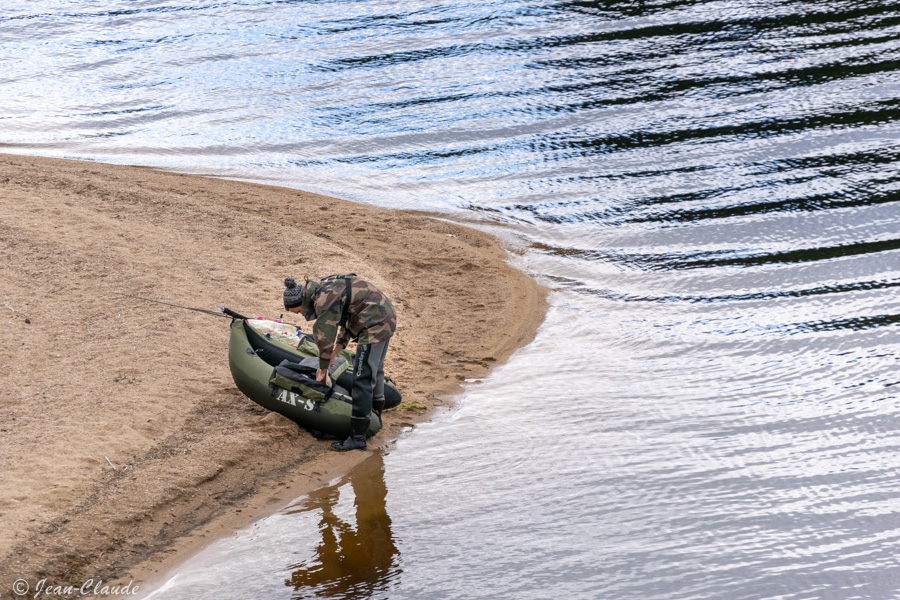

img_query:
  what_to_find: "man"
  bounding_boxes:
[283,274,396,451]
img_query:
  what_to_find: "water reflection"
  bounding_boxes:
[7,0,900,597]
[283,452,401,599]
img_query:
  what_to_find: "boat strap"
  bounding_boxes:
[272,361,336,404]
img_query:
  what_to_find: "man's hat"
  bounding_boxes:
[283,277,305,310]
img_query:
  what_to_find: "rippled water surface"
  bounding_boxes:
[4,1,900,598]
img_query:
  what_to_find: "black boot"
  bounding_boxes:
[331,416,369,451]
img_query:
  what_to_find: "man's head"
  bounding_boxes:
[283,277,318,320]
[283,276,304,311]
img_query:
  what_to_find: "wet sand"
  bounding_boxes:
[0,153,546,594]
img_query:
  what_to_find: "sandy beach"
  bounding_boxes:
[0,153,546,594]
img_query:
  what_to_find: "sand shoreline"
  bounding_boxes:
[0,154,546,595]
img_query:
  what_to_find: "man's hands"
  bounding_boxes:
[317,343,345,384]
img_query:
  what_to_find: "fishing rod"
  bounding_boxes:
[112,292,247,320]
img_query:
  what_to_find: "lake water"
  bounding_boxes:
[3,1,900,598]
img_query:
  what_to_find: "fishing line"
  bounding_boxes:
[111,292,243,320]
[112,293,309,330]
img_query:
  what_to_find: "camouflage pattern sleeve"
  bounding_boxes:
[311,281,344,370]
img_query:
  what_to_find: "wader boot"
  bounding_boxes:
[331,416,369,451]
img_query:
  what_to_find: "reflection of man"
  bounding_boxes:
[285,452,400,597]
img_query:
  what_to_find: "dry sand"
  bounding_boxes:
[0,153,546,594]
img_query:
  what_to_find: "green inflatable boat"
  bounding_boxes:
[226,314,400,439]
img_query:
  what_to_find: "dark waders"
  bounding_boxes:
[332,338,391,451]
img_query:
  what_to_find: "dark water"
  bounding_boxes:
[4,1,900,598]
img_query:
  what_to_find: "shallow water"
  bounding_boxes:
[4,0,900,598]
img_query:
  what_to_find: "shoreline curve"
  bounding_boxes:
[0,153,547,592]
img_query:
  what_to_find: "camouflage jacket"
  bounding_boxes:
[302,275,396,369]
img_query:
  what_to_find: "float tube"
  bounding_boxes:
[227,315,400,439]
